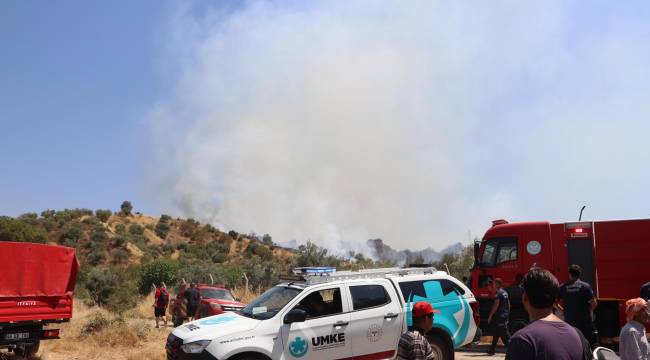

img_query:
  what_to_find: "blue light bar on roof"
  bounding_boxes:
[292,267,337,276]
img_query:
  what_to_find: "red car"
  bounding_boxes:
[170,284,246,327]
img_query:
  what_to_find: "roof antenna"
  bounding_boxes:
[579,205,586,221]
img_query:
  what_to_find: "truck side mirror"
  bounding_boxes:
[284,309,307,324]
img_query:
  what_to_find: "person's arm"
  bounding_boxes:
[586,285,597,311]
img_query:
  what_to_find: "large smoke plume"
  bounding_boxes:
[148,1,650,251]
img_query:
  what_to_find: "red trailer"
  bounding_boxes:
[469,218,650,343]
[0,242,79,356]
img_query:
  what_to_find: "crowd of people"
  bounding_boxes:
[398,266,649,360]
[152,282,202,328]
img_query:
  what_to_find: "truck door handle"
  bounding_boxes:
[333,321,349,327]
[384,313,399,319]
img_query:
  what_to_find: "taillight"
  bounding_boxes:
[43,329,60,339]
[470,301,480,326]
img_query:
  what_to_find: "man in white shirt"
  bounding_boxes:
[619,298,650,360]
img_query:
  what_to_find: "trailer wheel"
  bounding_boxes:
[427,334,453,360]
[18,340,40,358]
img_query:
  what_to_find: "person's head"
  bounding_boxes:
[522,267,559,312]
[625,298,649,325]
[492,278,503,290]
[306,292,325,312]
[515,273,524,284]
[412,301,439,331]
[157,282,165,289]
[568,264,582,280]
[190,283,196,288]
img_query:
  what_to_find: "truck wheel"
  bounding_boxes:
[427,334,453,360]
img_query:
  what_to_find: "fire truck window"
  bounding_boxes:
[481,242,497,267]
[496,239,517,264]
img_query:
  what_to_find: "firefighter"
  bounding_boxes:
[487,278,511,355]
[558,264,598,348]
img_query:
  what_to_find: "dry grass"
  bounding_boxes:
[23,296,170,360]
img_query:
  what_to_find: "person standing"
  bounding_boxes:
[184,283,201,322]
[396,301,440,360]
[619,298,650,360]
[153,282,169,328]
[506,267,586,360]
[558,264,598,347]
[487,278,511,355]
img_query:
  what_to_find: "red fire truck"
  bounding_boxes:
[468,218,650,342]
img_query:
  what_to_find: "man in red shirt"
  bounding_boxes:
[153,282,170,328]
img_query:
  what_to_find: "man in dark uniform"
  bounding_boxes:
[640,281,650,301]
[558,264,598,348]
[487,278,511,355]
[184,283,201,322]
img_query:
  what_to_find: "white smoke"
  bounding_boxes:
[148,1,650,252]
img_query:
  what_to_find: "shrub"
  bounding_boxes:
[159,214,172,223]
[128,224,144,236]
[155,223,170,239]
[81,312,111,335]
[115,223,126,234]
[262,234,273,246]
[138,259,177,295]
[111,248,130,265]
[85,268,119,306]
[120,201,133,216]
[145,224,154,231]
[60,223,83,246]
[87,249,106,265]
[0,216,48,243]
[228,230,239,240]
[95,209,112,222]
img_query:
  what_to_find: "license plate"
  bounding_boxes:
[5,332,30,340]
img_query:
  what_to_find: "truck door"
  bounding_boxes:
[283,286,352,359]
[347,281,403,359]
[566,222,596,290]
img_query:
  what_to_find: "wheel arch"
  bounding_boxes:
[227,351,271,360]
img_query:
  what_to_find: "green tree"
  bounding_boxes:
[95,209,112,222]
[138,259,177,295]
[120,201,133,216]
[0,216,48,243]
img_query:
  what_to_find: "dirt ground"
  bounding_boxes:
[1,296,170,360]
[1,294,505,360]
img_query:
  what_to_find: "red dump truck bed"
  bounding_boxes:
[0,242,79,324]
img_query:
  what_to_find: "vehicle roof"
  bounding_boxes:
[276,271,459,288]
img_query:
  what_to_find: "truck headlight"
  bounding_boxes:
[181,340,211,353]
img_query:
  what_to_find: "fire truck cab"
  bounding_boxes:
[469,218,650,343]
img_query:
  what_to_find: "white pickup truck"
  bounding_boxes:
[166,267,479,360]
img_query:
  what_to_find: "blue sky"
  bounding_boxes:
[1,1,163,215]
[2,1,650,250]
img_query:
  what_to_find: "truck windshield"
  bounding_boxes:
[481,237,518,267]
[200,288,235,301]
[239,286,303,320]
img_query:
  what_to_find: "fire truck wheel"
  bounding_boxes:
[427,334,452,360]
